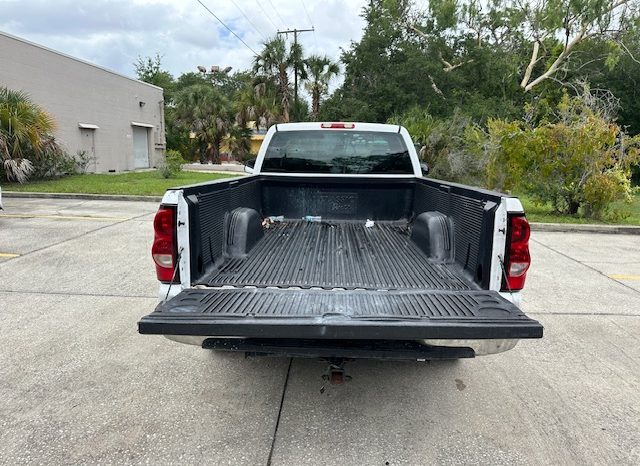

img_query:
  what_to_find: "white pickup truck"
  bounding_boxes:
[138,122,542,368]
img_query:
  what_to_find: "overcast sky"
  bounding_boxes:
[0,0,367,80]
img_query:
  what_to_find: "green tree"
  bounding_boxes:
[333,0,439,122]
[173,84,232,164]
[134,54,176,102]
[134,55,184,155]
[415,0,639,92]
[304,55,340,120]
[175,71,209,90]
[226,126,253,163]
[0,87,58,182]
[329,0,640,129]
[253,36,301,123]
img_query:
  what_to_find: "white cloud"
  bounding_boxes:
[0,0,366,81]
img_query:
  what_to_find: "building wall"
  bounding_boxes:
[0,31,165,172]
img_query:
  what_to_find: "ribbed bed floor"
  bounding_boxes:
[197,221,473,291]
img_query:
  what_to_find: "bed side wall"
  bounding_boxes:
[412,178,501,288]
[183,177,262,282]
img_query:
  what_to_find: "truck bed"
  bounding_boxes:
[197,220,473,291]
[139,175,543,350]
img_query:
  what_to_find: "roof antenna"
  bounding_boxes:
[397,125,402,133]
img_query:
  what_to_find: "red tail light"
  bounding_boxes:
[152,205,179,283]
[320,122,355,129]
[502,215,531,291]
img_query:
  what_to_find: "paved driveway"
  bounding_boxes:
[1,198,638,465]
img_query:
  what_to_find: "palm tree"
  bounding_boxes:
[253,37,297,123]
[234,77,280,132]
[288,41,307,110]
[0,87,56,182]
[173,84,232,163]
[304,55,340,121]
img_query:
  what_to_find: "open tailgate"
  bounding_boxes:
[138,288,543,340]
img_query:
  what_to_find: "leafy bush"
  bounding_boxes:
[487,93,640,219]
[73,149,96,173]
[388,106,435,147]
[28,136,76,179]
[159,150,185,178]
[425,113,488,185]
[389,108,489,185]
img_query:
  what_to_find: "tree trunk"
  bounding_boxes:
[311,87,320,121]
[281,95,290,123]
[211,137,222,164]
[280,67,290,123]
[197,140,207,164]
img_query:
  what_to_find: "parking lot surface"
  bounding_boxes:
[1,197,639,465]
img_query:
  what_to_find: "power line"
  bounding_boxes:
[267,0,287,29]
[277,28,314,105]
[195,0,259,56]
[301,0,313,28]
[229,0,267,41]
[300,0,319,49]
[255,0,279,34]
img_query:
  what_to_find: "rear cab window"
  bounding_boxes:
[261,130,413,174]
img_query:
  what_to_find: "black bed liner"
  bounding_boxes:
[138,288,543,340]
[197,221,472,291]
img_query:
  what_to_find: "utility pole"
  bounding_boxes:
[277,28,314,108]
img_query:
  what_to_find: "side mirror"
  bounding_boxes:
[244,158,256,174]
[420,162,429,176]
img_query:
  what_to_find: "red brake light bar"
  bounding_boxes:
[320,123,355,129]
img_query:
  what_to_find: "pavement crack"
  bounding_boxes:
[266,358,293,466]
[531,238,640,295]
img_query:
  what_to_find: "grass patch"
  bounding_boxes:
[3,170,241,196]
[519,193,640,226]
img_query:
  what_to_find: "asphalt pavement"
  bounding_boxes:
[0,198,638,465]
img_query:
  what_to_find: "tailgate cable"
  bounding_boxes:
[498,254,514,299]
[164,247,183,301]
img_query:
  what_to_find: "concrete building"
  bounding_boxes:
[0,31,165,172]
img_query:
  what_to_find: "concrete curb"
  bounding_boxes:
[530,222,640,235]
[4,191,640,234]
[183,163,245,173]
[3,191,162,203]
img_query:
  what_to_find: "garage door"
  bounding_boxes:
[133,126,150,168]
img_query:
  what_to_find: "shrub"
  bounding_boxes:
[28,135,76,179]
[389,108,488,185]
[388,106,436,147]
[159,150,185,178]
[73,149,96,173]
[419,112,488,185]
[487,93,640,219]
